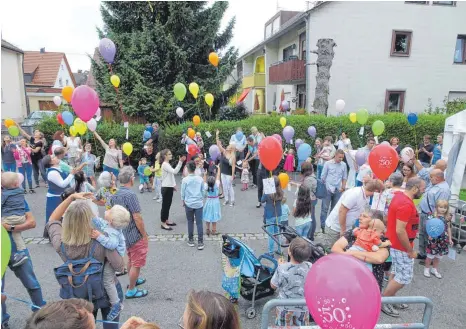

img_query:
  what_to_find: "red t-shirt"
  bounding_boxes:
[386,192,420,252]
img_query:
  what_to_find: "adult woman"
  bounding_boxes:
[390,137,401,155]
[142,144,156,187]
[52,130,67,149]
[299,162,318,240]
[216,130,236,207]
[93,131,123,178]
[13,137,34,193]
[401,163,416,188]
[2,136,17,172]
[160,149,186,230]
[66,134,82,167]
[17,125,47,187]
[180,290,240,329]
[314,138,323,178]
[47,193,125,329]
[335,132,352,152]
[244,136,259,188]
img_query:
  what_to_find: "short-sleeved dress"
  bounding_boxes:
[426,215,450,256]
[203,181,221,223]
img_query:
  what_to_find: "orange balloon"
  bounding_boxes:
[62,86,74,103]
[4,119,15,128]
[278,173,289,189]
[188,128,195,139]
[193,115,201,127]
[208,52,219,67]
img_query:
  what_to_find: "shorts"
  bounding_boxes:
[127,238,148,268]
[426,254,443,260]
[390,249,414,285]
[139,177,149,184]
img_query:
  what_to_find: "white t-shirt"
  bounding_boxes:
[325,187,369,232]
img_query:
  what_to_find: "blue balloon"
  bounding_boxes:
[235,131,244,141]
[61,111,74,125]
[297,143,312,161]
[426,218,445,238]
[407,113,418,126]
[143,130,151,140]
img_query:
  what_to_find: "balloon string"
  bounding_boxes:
[107,64,125,121]
[414,125,418,160]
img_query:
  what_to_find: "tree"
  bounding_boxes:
[91,1,240,124]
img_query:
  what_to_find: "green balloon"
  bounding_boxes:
[372,120,385,136]
[144,167,152,176]
[2,226,12,276]
[174,83,187,101]
[357,108,369,125]
[8,126,19,137]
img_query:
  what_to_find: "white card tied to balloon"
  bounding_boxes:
[448,247,456,261]
[205,131,212,138]
[263,178,276,195]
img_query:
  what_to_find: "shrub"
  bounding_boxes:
[217,103,248,121]
[425,97,466,115]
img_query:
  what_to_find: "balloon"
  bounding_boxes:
[62,111,74,125]
[297,143,312,161]
[99,38,116,64]
[307,126,316,138]
[280,117,286,128]
[69,126,77,137]
[257,137,283,171]
[144,167,152,176]
[349,112,357,123]
[53,96,62,107]
[176,107,184,118]
[4,119,14,128]
[71,85,100,122]
[62,86,74,103]
[209,145,220,161]
[368,144,398,180]
[1,226,12,276]
[205,93,214,107]
[372,120,385,136]
[123,142,133,156]
[401,147,414,163]
[143,130,151,140]
[77,124,87,135]
[57,113,64,125]
[281,100,289,111]
[295,139,304,151]
[272,134,282,144]
[110,75,120,88]
[208,52,219,67]
[188,144,198,156]
[193,115,201,127]
[17,173,24,186]
[282,126,295,143]
[355,149,367,166]
[407,113,418,126]
[305,254,381,329]
[381,141,390,146]
[174,83,187,101]
[86,118,97,132]
[187,128,195,139]
[189,82,199,99]
[278,173,289,189]
[74,118,84,125]
[336,99,346,111]
[426,218,446,238]
[95,107,101,118]
[8,126,19,137]
[356,108,369,125]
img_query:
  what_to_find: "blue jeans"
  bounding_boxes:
[94,282,123,329]
[265,217,280,254]
[19,163,33,190]
[296,221,312,238]
[317,164,323,179]
[308,199,318,240]
[185,206,204,243]
[3,163,16,172]
[320,189,342,229]
[103,165,119,178]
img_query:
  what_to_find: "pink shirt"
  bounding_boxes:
[13,146,32,167]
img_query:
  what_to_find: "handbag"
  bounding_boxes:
[315,179,327,199]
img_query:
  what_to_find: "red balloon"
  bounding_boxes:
[368,144,398,180]
[258,136,283,171]
[187,144,198,156]
[57,113,64,125]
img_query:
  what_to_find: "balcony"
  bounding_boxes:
[242,73,266,89]
[269,58,305,85]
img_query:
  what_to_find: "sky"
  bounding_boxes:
[1,0,307,72]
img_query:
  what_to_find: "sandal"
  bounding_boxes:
[206,229,211,236]
[125,288,148,299]
[136,278,146,286]
[219,194,224,199]
[211,230,218,235]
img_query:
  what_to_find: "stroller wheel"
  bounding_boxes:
[246,307,256,319]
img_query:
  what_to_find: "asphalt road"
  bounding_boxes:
[3,178,466,328]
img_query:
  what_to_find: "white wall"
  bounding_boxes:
[265,45,278,112]
[53,58,76,88]
[307,1,466,115]
[1,48,27,122]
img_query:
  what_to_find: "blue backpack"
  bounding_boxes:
[315,179,327,199]
[54,241,105,303]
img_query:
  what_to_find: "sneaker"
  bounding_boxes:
[393,303,409,310]
[187,240,195,247]
[251,184,257,188]
[156,198,162,203]
[381,304,400,317]
[153,196,158,200]
[24,190,28,194]
[423,268,431,278]
[223,200,229,206]
[139,185,144,193]
[229,202,235,207]
[29,189,35,194]
[11,253,29,268]
[35,184,40,188]
[431,268,442,279]
[321,227,325,234]
[256,202,261,208]
[2,322,10,329]
[107,302,124,321]
[197,243,205,250]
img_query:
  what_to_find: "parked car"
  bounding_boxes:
[20,111,55,135]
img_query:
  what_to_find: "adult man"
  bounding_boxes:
[320,149,347,232]
[417,135,434,168]
[417,169,451,261]
[110,166,149,299]
[323,179,384,248]
[230,127,247,161]
[1,200,46,329]
[411,153,446,189]
[431,133,443,165]
[360,137,376,159]
[383,178,425,317]
[147,123,159,154]
[244,136,259,188]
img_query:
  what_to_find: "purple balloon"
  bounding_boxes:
[99,38,116,64]
[272,134,282,144]
[282,126,295,143]
[209,144,220,161]
[355,149,367,166]
[295,138,304,150]
[307,126,316,138]
[281,100,289,111]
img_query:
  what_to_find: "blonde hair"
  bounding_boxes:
[108,205,130,229]
[1,172,19,188]
[62,201,93,246]
[435,200,450,217]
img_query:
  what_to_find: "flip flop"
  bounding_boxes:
[125,288,148,299]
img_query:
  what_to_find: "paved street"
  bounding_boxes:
[3,177,466,329]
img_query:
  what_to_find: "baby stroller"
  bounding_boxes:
[222,234,278,319]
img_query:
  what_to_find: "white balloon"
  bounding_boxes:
[87,118,97,132]
[53,96,62,107]
[336,99,346,111]
[381,141,390,146]
[95,107,101,117]
[95,116,102,122]
[176,107,184,118]
[401,147,414,163]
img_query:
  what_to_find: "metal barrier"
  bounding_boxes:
[260,296,433,329]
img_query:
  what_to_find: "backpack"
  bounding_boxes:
[315,179,327,199]
[54,242,105,303]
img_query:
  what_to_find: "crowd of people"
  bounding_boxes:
[1,117,456,328]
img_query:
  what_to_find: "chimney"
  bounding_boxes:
[40,47,45,53]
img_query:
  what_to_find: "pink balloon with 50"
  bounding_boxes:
[71,86,100,122]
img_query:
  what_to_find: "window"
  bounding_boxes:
[299,33,306,61]
[66,79,69,86]
[385,90,406,113]
[405,1,428,4]
[283,46,294,61]
[272,17,280,34]
[454,35,466,63]
[391,30,412,56]
[39,101,58,111]
[59,78,63,87]
[433,1,456,5]
[61,64,64,70]
[265,24,272,38]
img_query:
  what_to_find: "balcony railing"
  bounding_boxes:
[269,58,305,85]
[242,73,266,89]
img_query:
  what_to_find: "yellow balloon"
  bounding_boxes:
[280,117,286,128]
[123,142,133,156]
[74,118,84,126]
[69,126,77,136]
[205,93,214,107]
[349,112,357,123]
[189,82,199,99]
[110,75,120,88]
[77,123,87,135]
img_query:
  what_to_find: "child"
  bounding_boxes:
[137,158,150,193]
[280,197,290,227]
[81,143,98,188]
[424,200,453,279]
[203,164,221,236]
[261,176,283,256]
[293,185,312,238]
[91,205,130,321]
[152,152,163,202]
[74,171,98,217]
[284,149,295,177]
[240,160,250,191]
[181,161,205,250]
[1,172,29,267]
[271,237,312,326]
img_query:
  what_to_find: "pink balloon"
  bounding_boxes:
[305,254,381,329]
[71,86,100,122]
[272,134,282,144]
[17,173,24,186]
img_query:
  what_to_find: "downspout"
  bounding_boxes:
[304,14,312,114]
[21,53,30,116]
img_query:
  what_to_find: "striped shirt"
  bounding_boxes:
[110,186,142,248]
